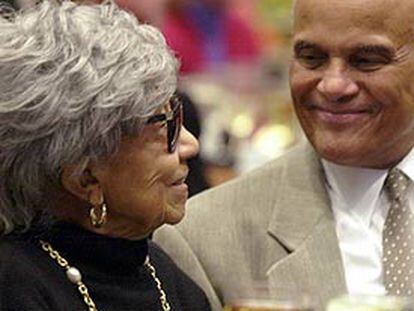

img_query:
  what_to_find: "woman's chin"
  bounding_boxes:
[163,203,186,226]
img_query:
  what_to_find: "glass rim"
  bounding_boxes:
[328,294,414,310]
[226,297,314,308]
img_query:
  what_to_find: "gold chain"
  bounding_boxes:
[39,240,171,311]
[144,259,171,311]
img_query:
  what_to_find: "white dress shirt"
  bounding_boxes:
[322,149,414,296]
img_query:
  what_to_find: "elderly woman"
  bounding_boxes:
[0,1,211,310]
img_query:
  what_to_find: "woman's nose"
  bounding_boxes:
[178,126,199,160]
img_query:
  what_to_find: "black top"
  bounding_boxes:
[0,222,211,311]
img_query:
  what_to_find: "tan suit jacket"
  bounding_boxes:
[154,144,348,311]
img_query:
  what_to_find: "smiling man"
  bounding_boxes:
[291,0,414,169]
[155,1,414,310]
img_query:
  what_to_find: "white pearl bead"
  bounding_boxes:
[66,267,82,284]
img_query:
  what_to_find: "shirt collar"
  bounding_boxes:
[396,147,414,182]
[322,147,414,227]
[322,159,387,227]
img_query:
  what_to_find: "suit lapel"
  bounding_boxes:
[266,146,347,310]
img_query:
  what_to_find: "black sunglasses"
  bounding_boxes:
[146,94,183,153]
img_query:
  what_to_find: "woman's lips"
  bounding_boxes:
[172,176,187,186]
[171,175,189,195]
[171,183,188,191]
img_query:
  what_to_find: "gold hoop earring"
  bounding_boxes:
[89,203,107,228]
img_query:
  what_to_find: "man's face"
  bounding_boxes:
[290,0,414,168]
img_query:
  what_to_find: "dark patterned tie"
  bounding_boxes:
[383,168,414,296]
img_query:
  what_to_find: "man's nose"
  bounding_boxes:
[316,60,359,102]
[178,126,199,160]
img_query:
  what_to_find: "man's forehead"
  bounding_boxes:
[293,0,414,44]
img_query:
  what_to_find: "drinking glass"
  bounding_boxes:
[327,295,414,311]
[223,283,314,311]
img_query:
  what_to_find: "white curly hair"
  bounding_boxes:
[0,0,179,234]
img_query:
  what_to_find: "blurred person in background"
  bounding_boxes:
[163,0,260,74]
[155,0,414,310]
[179,92,210,196]
[0,1,211,310]
[115,0,166,27]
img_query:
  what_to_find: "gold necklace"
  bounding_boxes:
[40,240,171,311]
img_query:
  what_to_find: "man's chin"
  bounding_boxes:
[312,140,368,167]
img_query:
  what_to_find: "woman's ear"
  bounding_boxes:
[60,163,103,205]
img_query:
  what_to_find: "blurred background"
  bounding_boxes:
[5,0,301,195]
[152,0,301,193]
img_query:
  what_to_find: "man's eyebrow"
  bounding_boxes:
[350,44,395,56]
[293,40,320,53]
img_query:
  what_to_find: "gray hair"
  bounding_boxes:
[0,0,179,234]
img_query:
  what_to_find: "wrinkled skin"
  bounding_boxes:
[290,0,414,168]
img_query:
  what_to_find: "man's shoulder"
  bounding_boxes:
[177,143,319,231]
[188,143,316,209]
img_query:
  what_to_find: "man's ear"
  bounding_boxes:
[60,163,103,206]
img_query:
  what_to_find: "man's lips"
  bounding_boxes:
[307,104,378,124]
[310,104,374,114]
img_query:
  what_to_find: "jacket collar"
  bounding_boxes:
[267,144,330,250]
[266,144,347,310]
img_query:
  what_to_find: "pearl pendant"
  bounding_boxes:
[66,267,82,284]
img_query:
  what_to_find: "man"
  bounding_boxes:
[154,0,414,310]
